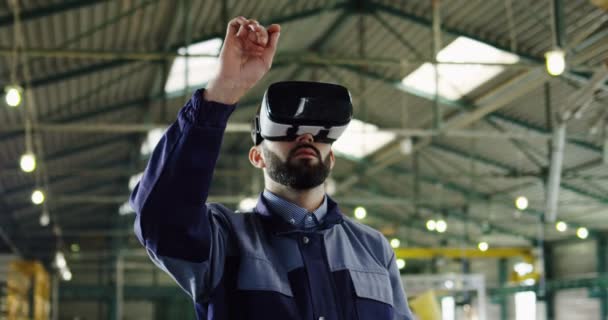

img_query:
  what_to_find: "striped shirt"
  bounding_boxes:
[262,189,327,230]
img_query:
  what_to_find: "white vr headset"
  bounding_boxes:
[251,81,353,145]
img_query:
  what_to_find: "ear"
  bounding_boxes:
[249,145,265,169]
[329,148,336,170]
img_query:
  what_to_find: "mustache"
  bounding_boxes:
[288,144,322,160]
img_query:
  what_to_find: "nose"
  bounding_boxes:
[295,133,314,144]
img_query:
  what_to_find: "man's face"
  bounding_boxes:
[260,135,334,190]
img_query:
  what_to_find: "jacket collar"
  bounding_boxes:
[253,193,344,235]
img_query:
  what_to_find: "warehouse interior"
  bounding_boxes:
[0,0,607,319]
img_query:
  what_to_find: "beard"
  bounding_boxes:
[263,144,332,190]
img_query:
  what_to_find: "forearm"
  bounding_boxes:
[131,89,236,260]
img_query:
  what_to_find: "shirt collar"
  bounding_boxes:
[262,189,327,229]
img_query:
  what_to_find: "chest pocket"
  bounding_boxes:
[237,255,294,297]
[349,269,393,305]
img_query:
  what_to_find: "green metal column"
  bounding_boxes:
[544,244,555,320]
[598,234,608,320]
[498,258,508,320]
[461,258,471,305]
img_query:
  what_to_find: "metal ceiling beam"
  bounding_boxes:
[2,158,128,198]
[5,0,159,87]
[0,0,109,28]
[0,85,265,145]
[370,2,608,90]
[443,68,549,130]
[309,10,352,51]
[8,122,603,141]
[330,63,603,154]
[19,2,350,88]
[0,47,536,68]
[0,121,250,134]
[12,199,111,221]
[0,96,148,143]
[30,60,143,88]
[431,142,608,205]
[362,156,593,242]
[360,170,537,242]
[328,63,553,195]
[424,143,603,238]
[345,187,477,245]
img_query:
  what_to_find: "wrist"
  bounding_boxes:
[204,77,247,105]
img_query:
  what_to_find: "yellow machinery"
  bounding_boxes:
[3,260,50,320]
[394,247,534,262]
[394,247,538,284]
[409,290,442,320]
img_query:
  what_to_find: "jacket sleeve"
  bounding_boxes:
[130,89,237,302]
[387,252,415,320]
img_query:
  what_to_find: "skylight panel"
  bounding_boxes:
[332,119,396,159]
[401,37,519,100]
[164,38,223,93]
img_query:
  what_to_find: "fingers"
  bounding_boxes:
[228,17,275,47]
[267,24,281,49]
[267,24,281,34]
[228,16,248,36]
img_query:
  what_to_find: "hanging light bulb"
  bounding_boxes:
[396,259,406,270]
[545,49,566,76]
[390,238,401,248]
[39,210,50,226]
[354,206,367,220]
[478,241,489,252]
[31,189,45,205]
[4,85,22,107]
[576,227,589,239]
[55,252,66,269]
[515,196,528,210]
[20,152,36,172]
[555,221,567,232]
[435,219,447,233]
[62,270,72,281]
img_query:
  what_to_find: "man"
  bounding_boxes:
[131,16,413,320]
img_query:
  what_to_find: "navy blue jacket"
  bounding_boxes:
[131,89,414,319]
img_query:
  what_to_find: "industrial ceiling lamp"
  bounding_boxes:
[4,85,22,107]
[478,241,489,252]
[435,219,447,233]
[390,238,401,248]
[576,227,589,239]
[396,259,406,270]
[515,196,528,210]
[545,0,566,77]
[20,152,36,172]
[354,206,367,220]
[31,189,45,205]
[545,49,566,76]
[39,209,50,226]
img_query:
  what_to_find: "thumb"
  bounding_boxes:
[268,27,281,49]
[263,28,281,66]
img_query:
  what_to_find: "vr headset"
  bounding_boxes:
[252,81,353,145]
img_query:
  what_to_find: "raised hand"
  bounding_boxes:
[205,17,281,104]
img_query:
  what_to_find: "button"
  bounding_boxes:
[289,218,296,225]
[302,236,310,244]
[319,317,325,320]
[306,216,314,222]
